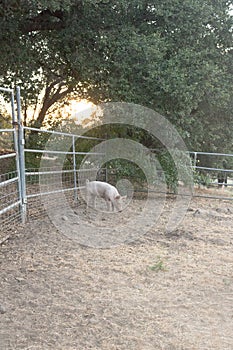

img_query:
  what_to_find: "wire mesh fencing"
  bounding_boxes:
[0,87,23,240]
[1,86,233,242]
[190,151,233,199]
[0,169,22,237]
[22,125,106,222]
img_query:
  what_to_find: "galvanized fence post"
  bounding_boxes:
[11,89,24,218]
[104,133,108,183]
[72,135,78,201]
[193,152,197,170]
[16,86,27,223]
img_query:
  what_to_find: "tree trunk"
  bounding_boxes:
[27,80,73,149]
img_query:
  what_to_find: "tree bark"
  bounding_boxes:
[34,80,73,129]
[27,80,73,150]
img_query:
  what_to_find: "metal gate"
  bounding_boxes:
[0,87,26,237]
[0,86,105,236]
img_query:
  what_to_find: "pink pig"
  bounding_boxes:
[86,180,126,212]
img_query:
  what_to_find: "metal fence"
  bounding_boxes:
[0,86,106,238]
[23,126,106,220]
[0,87,24,237]
[190,151,233,198]
[0,86,233,238]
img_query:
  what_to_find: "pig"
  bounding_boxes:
[85,180,126,212]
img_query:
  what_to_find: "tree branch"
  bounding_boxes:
[20,9,66,33]
[36,81,73,127]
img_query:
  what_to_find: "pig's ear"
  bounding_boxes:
[115,195,121,200]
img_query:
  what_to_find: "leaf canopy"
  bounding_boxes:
[0,0,232,151]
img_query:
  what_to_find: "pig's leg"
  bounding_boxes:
[87,193,96,209]
[106,199,111,211]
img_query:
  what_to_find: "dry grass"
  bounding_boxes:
[0,194,233,349]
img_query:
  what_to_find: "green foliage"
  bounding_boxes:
[0,106,11,129]
[0,0,232,154]
[0,102,14,151]
[148,256,167,272]
[105,158,146,184]
[193,171,212,187]
[158,151,178,193]
[24,130,51,169]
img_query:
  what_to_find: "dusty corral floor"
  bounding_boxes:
[0,193,233,350]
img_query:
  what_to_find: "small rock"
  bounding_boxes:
[62,216,68,221]
[187,208,194,212]
[193,209,201,216]
[15,277,25,283]
[0,304,6,314]
[73,221,80,225]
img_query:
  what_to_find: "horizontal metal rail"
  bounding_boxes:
[0,176,18,188]
[24,148,105,156]
[24,126,105,141]
[26,167,101,176]
[130,188,233,200]
[0,128,15,133]
[0,200,21,216]
[77,168,102,172]
[189,151,233,157]
[204,180,233,186]
[27,187,75,198]
[0,153,16,160]
[26,169,74,176]
[194,166,233,173]
[27,185,85,199]
[193,194,233,200]
[0,87,13,93]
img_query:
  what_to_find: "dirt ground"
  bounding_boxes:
[0,192,233,350]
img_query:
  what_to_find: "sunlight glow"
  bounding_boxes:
[71,99,97,125]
